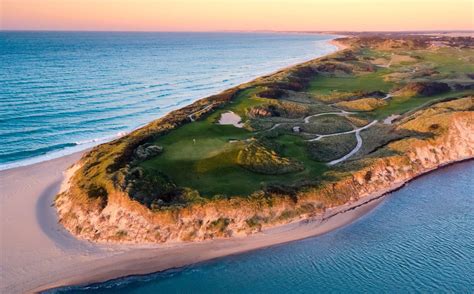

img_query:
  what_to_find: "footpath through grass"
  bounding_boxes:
[139,45,473,199]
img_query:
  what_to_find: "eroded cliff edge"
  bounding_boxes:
[55,35,474,244]
[56,98,474,243]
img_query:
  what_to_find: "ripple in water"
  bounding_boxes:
[0,32,337,170]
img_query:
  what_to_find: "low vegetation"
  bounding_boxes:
[59,34,474,241]
[307,134,358,162]
[236,140,304,175]
[336,97,388,111]
[301,115,354,134]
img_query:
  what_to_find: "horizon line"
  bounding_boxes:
[1,29,474,34]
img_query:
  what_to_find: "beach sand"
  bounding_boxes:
[329,39,349,50]
[0,38,402,293]
[0,151,387,293]
[0,152,128,293]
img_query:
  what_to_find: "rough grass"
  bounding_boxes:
[336,97,388,111]
[371,90,474,119]
[354,124,423,159]
[70,36,474,210]
[307,133,358,162]
[301,115,354,134]
[309,69,394,98]
[139,89,325,197]
[237,140,303,174]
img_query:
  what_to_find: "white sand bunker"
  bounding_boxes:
[218,111,244,128]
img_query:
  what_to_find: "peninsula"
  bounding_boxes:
[56,34,474,244]
[1,33,473,293]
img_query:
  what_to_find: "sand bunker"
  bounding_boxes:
[218,111,244,128]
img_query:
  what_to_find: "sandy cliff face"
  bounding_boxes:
[56,98,474,244]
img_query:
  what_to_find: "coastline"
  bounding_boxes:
[1,147,470,293]
[1,150,384,293]
[2,151,469,293]
[1,36,472,293]
[1,36,345,293]
[328,38,349,50]
[0,33,341,173]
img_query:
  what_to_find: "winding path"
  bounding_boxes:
[306,120,377,142]
[328,131,363,165]
[303,111,353,123]
[308,120,377,165]
[263,111,352,133]
[261,109,379,165]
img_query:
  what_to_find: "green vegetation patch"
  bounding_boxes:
[70,36,474,211]
[420,48,474,74]
[336,97,388,112]
[301,115,354,134]
[372,90,474,119]
[236,139,304,175]
[309,69,393,100]
[307,133,358,162]
[354,124,423,159]
[248,101,310,119]
[139,92,326,198]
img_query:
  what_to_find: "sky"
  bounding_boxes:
[1,0,473,32]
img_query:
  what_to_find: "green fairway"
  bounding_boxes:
[140,88,327,197]
[372,90,474,119]
[308,69,394,96]
[102,37,474,203]
[420,48,474,74]
[138,46,472,198]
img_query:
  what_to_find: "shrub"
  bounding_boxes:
[307,133,357,162]
[237,140,304,175]
[336,98,388,111]
[208,218,231,233]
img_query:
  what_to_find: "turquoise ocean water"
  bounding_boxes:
[51,161,474,293]
[0,32,336,170]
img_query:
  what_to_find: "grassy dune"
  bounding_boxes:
[67,35,474,210]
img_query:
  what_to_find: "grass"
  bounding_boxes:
[70,36,474,209]
[302,115,354,134]
[140,89,327,197]
[225,87,271,118]
[308,68,394,98]
[139,48,472,199]
[371,90,474,119]
[140,113,255,197]
[336,98,388,111]
[307,134,358,162]
[419,48,474,74]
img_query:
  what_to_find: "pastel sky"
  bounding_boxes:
[2,0,473,31]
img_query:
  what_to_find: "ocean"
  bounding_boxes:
[0,31,337,170]
[51,160,474,293]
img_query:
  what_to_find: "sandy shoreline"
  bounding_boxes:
[329,39,349,50]
[1,36,469,292]
[1,37,347,293]
[5,152,469,293]
[0,150,388,293]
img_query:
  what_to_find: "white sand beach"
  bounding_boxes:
[0,151,388,293]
